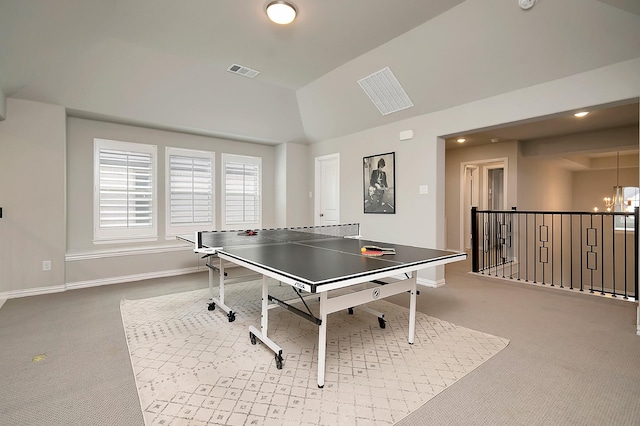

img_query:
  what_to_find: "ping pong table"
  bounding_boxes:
[180,224,466,388]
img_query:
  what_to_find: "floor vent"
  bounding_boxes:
[227,64,260,78]
[358,67,414,115]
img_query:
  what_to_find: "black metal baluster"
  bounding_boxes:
[489,212,498,277]
[580,214,584,292]
[634,207,638,300]
[624,213,629,297]
[570,214,574,290]
[534,213,538,284]
[589,214,594,294]
[482,211,487,274]
[525,213,529,282]
[611,213,616,296]
[551,214,555,287]
[486,211,490,274]
[601,213,605,296]
[471,207,479,273]
[517,210,521,281]
[509,210,514,280]
[500,213,507,278]
[560,213,564,289]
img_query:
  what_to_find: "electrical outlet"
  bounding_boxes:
[42,261,51,271]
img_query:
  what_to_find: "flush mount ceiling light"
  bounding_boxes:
[266,1,297,25]
[457,138,466,143]
[574,111,589,117]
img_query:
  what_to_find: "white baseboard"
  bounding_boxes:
[390,274,446,288]
[0,285,66,300]
[417,277,446,288]
[0,267,202,300]
[65,244,191,261]
[2,269,448,300]
[66,267,202,290]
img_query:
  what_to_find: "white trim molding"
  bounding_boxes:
[66,244,191,261]
[0,284,66,300]
[391,274,445,288]
[0,267,203,300]
[66,267,201,290]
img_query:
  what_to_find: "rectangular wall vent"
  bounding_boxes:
[358,67,414,116]
[227,63,260,78]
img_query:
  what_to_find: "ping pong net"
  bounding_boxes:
[193,223,361,254]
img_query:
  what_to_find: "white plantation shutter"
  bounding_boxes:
[94,139,157,242]
[222,154,261,228]
[166,148,214,235]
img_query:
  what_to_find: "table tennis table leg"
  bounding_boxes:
[248,275,284,370]
[408,271,417,344]
[218,259,226,308]
[208,263,216,309]
[206,258,236,322]
[317,291,328,388]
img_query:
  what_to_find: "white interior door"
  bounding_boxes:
[484,163,506,210]
[463,165,479,250]
[315,154,340,226]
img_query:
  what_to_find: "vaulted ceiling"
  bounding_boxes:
[1,0,639,144]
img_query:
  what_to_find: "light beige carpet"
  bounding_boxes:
[121,280,509,425]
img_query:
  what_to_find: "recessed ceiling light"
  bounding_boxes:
[457,138,466,143]
[266,1,297,25]
[574,111,589,117]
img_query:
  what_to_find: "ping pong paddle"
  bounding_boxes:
[360,245,396,256]
[238,230,258,236]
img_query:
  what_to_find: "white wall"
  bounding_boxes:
[274,143,310,228]
[0,99,66,294]
[297,0,640,143]
[284,143,310,227]
[66,117,278,251]
[1,59,639,297]
[574,167,639,212]
[275,144,287,227]
[15,38,306,145]
[309,58,640,285]
[63,117,280,286]
[516,156,573,211]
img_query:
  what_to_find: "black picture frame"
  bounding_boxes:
[363,152,395,214]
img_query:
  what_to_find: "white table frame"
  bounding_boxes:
[217,251,462,388]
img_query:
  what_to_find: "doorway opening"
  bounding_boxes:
[460,158,508,250]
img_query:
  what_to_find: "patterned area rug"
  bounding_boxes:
[121,281,509,425]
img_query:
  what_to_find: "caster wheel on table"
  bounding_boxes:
[249,332,257,345]
[348,307,354,315]
[228,311,236,322]
[275,353,283,370]
[378,317,386,329]
[208,303,216,311]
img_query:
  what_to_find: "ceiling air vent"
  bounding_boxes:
[358,67,414,116]
[227,63,260,78]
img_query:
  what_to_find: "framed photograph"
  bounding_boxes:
[363,152,395,214]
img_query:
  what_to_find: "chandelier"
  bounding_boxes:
[600,152,631,212]
[603,186,626,212]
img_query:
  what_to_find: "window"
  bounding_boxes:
[614,186,639,231]
[166,147,214,236]
[94,138,157,242]
[222,154,261,229]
